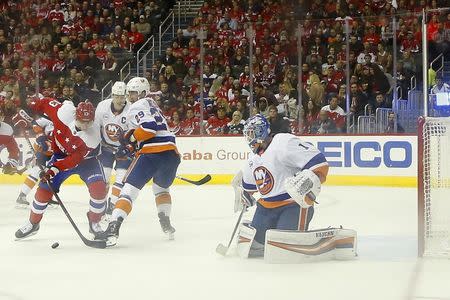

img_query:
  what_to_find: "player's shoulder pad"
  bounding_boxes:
[130,98,149,110]
[97,98,111,108]
[78,121,101,149]
[270,132,294,148]
[0,121,13,136]
[57,101,76,125]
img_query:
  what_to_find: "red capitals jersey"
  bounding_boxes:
[179,117,200,135]
[0,121,19,160]
[206,116,230,135]
[29,98,101,171]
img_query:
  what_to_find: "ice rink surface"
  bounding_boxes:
[1,184,449,300]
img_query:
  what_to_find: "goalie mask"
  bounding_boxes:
[243,114,271,153]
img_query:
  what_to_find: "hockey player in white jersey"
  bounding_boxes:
[95,81,132,215]
[234,114,357,262]
[14,115,54,207]
[101,77,180,246]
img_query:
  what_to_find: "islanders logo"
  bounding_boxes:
[104,123,123,142]
[253,166,274,195]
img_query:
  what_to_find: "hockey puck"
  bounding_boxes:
[51,242,59,249]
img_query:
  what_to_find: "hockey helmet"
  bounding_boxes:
[126,77,150,102]
[75,101,95,130]
[111,81,127,109]
[112,81,127,96]
[243,114,271,153]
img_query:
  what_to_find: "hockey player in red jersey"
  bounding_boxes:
[0,106,20,175]
[15,98,108,240]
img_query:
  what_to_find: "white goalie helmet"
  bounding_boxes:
[126,77,150,102]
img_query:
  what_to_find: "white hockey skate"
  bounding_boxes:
[15,221,40,240]
[158,212,175,240]
[15,193,29,209]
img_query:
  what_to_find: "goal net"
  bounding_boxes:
[419,117,450,257]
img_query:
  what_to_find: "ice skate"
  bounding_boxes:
[15,221,40,240]
[101,217,123,247]
[105,197,114,216]
[158,212,175,240]
[15,193,29,208]
[87,212,104,240]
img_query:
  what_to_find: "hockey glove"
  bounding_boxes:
[2,159,19,175]
[12,109,33,130]
[284,169,321,208]
[39,166,60,183]
[121,129,136,144]
[34,135,52,155]
[241,190,256,207]
[116,143,136,159]
[117,129,137,157]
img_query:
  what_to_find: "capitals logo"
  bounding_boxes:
[253,166,274,195]
[104,123,123,142]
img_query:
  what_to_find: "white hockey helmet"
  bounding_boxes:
[111,81,127,110]
[126,77,150,102]
[111,81,126,96]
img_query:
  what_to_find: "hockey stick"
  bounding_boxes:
[0,164,27,175]
[24,137,106,249]
[176,174,211,186]
[216,205,247,256]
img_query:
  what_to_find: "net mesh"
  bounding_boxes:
[422,117,450,257]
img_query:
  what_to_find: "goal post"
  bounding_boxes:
[418,117,450,257]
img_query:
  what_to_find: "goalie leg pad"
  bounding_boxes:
[236,223,257,258]
[264,227,357,264]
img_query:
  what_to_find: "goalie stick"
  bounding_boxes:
[176,174,211,186]
[216,204,247,256]
[24,137,106,249]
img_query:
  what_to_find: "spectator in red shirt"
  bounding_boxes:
[179,108,200,135]
[321,95,346,132]
[128,24,144,51]
[206,107,230,135]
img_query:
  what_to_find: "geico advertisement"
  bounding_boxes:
[0,136,417,176]
[175,136,417,176]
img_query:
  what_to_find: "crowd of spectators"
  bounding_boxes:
[0,0,449,135]
[0,0,175,124]
[146,0,449,135]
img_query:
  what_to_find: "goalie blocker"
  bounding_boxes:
[237,225,357,263]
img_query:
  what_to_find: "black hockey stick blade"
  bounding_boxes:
[82,237,107,249]
[176,174,212,186]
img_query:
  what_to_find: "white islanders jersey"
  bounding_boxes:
[95,98,130,149]
[242,133,328,208]
[127,97,177,154]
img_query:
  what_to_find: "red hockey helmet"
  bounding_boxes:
[76,101,95,122]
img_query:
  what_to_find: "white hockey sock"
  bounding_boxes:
[110,182,123,205]
[111,208,128,221]
[157,203,171,217]
[21,175,38,196]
